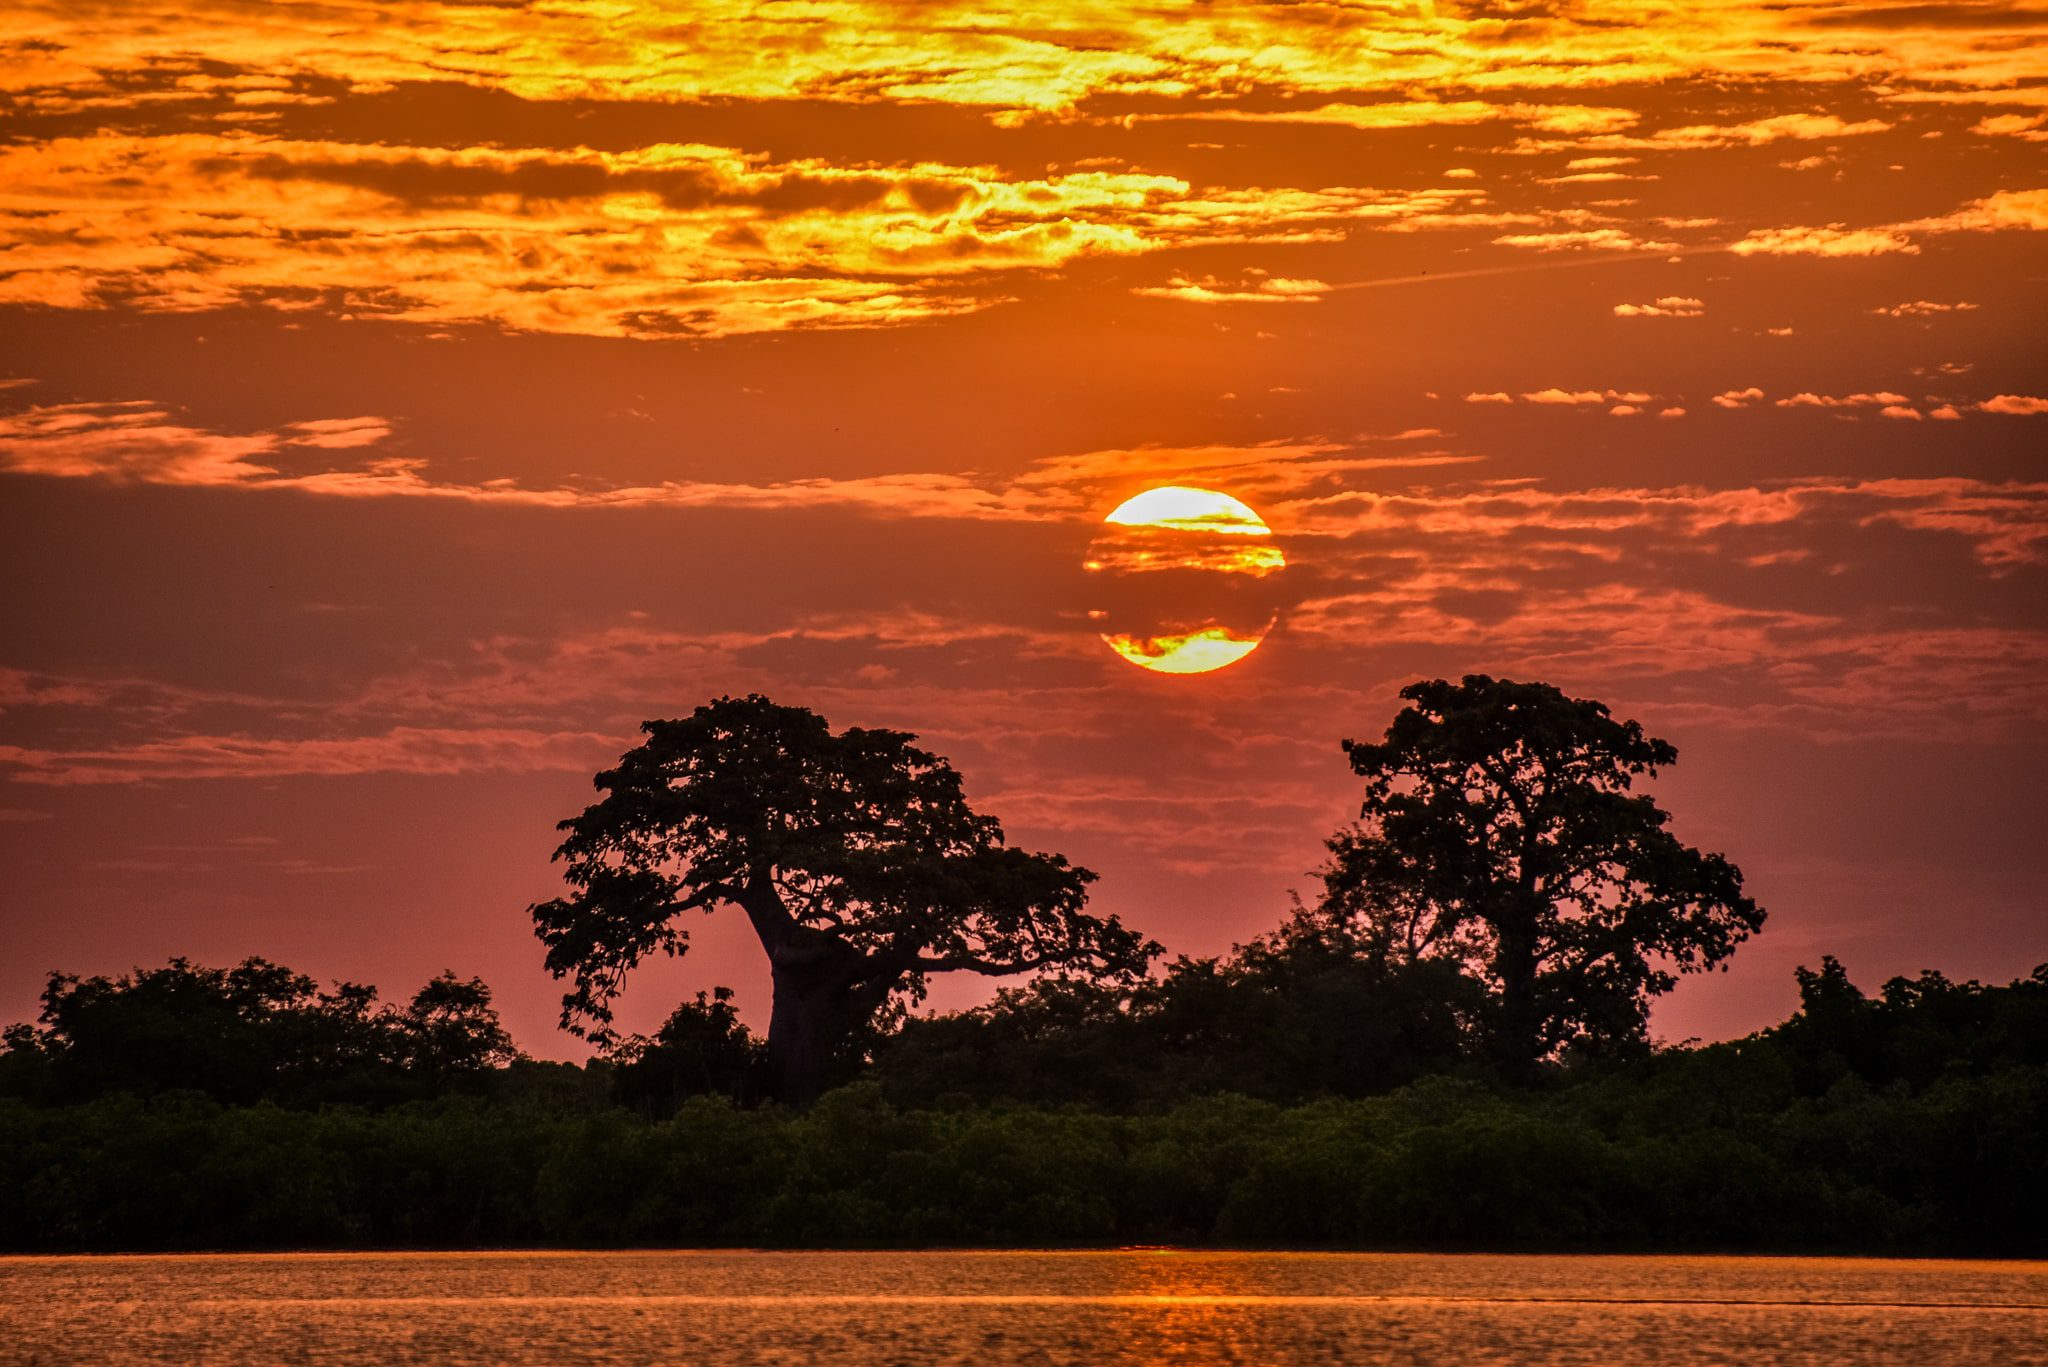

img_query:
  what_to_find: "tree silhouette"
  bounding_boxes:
[532,695,1157,1105]
[4,958,517,1105]
[403,972,518,1081]
[1323,675,1763,1074]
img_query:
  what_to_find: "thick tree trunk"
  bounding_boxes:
[765,969,837,1108]
[763,927,878,1108]
[1492,908,1542,1080]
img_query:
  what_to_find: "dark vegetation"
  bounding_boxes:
[2,677,2041,1253]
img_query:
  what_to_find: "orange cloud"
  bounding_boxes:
[1970,113,2048,142]
[1874,301,1978,317]
[1775,392,1912,409]
[1130,274,1331,304]
[1900,188,2048,234]
[1731,225,1918,257]
[1614,297,1704,317]
[1733,189,2047,261]
[0,400,1487,528]
[9,0,2037,122]
[1495,228,1680,253]
[0,134,1550,337]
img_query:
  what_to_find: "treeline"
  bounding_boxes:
[0,958,515,1109]
[3,681,2042,1252]
[2,954,2042,1253]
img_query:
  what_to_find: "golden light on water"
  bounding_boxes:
[1087,487,1285,675]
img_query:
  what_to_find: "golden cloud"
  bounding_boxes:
[0,133,1514,336]
[1730,224,1919,257]
[7,0,2040,120]
[1614,296,1705,317]
[10,398,2043,578]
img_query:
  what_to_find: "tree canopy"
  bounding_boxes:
[1322,675,1764,1072]
[532,694,1156,1104]
[0,958,515,1106]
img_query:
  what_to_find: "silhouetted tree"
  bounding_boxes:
[611,988,771,1114]
[531,695,1157,1105]
[0,958,519,1106]
[1769,956,2048,1093]
[1323,675,1764,1074]
[403,972,518,1081]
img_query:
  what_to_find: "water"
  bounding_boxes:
[2,1250,2042,1365]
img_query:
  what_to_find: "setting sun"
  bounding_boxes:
[1088,486,1285,675]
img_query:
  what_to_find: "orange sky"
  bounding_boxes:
[2,0,2044,1052]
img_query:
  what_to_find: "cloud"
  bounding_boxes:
[0,134,1491,338]
[1638,113,1892,148]
[1494,228,1680,252]
[0,726,616,786]
[1131,274,1331,304]
[1713,388,1767,408]
[0,400,1033,516]
[1734,189,2047,262]
[1774,392,1912,408]
[1614,296,1704,317]
[1292,476,2048,570]
[1970,113,2048,141]
[0,399,1485,527]
[1731,225,1918,256]
[1522,389,1608,405]
[1874,301,1978,317]
[1899,188,2048,233]
[29,397,2040,582]
[6,455,2043,804]
[9,4,2029,124]
[1149,102,1641,135]
[280,418,395,450]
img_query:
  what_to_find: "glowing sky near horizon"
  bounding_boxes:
[0,0,2043,1053]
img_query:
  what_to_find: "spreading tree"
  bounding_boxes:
[532,695,1157,1105]
[1323,675,1764,1073]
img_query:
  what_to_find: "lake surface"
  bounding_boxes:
[2,1250,2042,1365]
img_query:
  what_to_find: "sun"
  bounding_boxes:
[1084,486,1286,675]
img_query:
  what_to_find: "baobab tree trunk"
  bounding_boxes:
[766,970,836,1108]
[763,927,879,1107]
[1491,906,1542,1080]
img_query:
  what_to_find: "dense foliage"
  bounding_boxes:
[0,959,515,1109]
[1,956,2041,1254]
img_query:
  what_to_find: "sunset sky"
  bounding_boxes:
[2,0,2043,1054]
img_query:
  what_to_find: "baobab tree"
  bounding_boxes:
[532,695,1156,1105]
